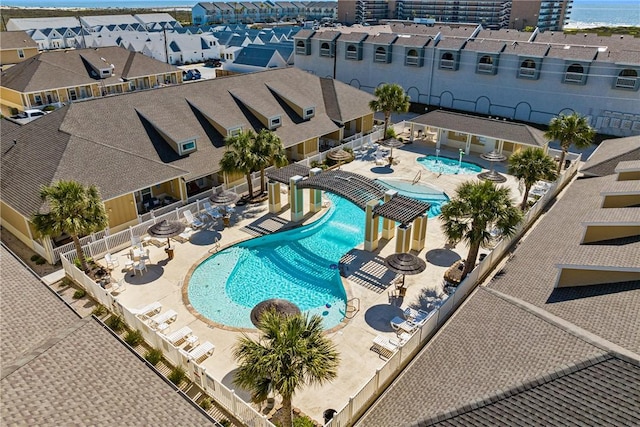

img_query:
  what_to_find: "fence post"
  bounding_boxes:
[231,390,238,414]
[375,368,380,389]
[348,397,354,420]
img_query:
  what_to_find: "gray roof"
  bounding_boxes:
[6,16,81,31]
[0,31,38,50]
[581,135,640,177]
[474,29,533,42]
[0,246,215,425]
[546,45,599,61]
[393,35,432,48]
[337,32,369,43]
[502,42,550,57]
[462,39,506,54]
[312,30,341,41]
[1,46,179,93]
[1,68,372,217]
[410,110,548,147]
[417,354,640,427]
[435,37,467,50]
[367,33,398,45]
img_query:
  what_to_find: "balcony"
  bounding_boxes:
[440,59,454,69]
[564,72,585,84]
[615,77,638,90]
[519,67,536,78]
[477,63,495,74]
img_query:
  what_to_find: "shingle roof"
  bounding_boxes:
[546,45,599,61]
[581,135,640,177]
[416,354,640,427]
[462,39,506,53]
[435,37,467,50]
[232,45,279,67]
[367,33,398,45]
[337,32,369,43]
[501,42,550,57]
[0,246,215,426]
[410,111,548,147]
[392,35,432,48]
[0,31,38,50]
[0,46,178,92]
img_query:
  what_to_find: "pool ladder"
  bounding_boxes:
[412,170,422,185]
[345,298,360,319]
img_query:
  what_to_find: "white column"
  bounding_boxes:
[308,168,322,213]
[381,190,397,240]
[268,181,281,213]
[411,213,428,252]
[289,175,304,222]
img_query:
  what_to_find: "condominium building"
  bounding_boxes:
[339,0,572,31]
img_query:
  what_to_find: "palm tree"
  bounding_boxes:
[369,83,410,140]
[220,130,258,199]
[254,129,288,193]
[440,180,522,279]
[32,180,108,273]
[544,113,595,174]
[233,311,340,427]
[508,148,558,210]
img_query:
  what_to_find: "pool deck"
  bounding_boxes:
[105,141,522,422]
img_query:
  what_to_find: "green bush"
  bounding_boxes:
[124,329,143,346]
[385,127,397,139]
[60,277,73,288]
[145,348,163,366]
[73,257,93,269]
[30,254,40,262]
[168,366,186,386]
[35,257,47,265]
[72,289,86,299]
[105,315,124,332]
[199,397,212,410]
[42,105,56,112]
[293,415,316,427]
[91,304,107,317]
[219,420,231,427]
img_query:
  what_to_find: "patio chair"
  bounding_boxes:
[163,326,193,346]
[184,210,205,229]
[148,309,178,330]
[131,235,142,248]
[371,335,400,359]
[203,202,222,220]
[139,248,150,262]
[110,278,126,294]
[104,253,119,270]
[404,307,430,325]
[133,259,148,276]
[131,301,162,319]
[185,341,215,363]
[390,316,416,334]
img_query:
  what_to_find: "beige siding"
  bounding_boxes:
[0,87,25,114]
[558,268,640,287]
[602,194,640,208]
[357,113,374,133]
[0,201,34,248]
[582,225,639,243]
[618,171,640,181]
[104,193,138,229]
[0,47,38,65]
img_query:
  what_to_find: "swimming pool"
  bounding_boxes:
[188,193,360,330]
[375,179,449,217]
[417,155,482,175]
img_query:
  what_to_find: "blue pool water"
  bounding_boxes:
[189,181,449,329]
[417,155,482,175]
[376,179,449,217]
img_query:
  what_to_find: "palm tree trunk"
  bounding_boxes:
[462,241,481,278]
[260,168,266,193]
[282,396,293,427]
[521,184,532,211]
[383,112,391,140]
[72,234,89,273]
[556,147,567,174]
[246,172,254,199]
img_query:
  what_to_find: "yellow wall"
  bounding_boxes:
[583,225,640,243]
[103,193,138,229]
[602,194,640,208]
[558,268,640,287]
[357,113,374,133]
[0,201,34,248]
[326,129,342,141]
[0,87,25,114]
[446,130,466,142]
[618,171,640,181]
[0,47,38,65]
[155,178,182,200]
[225,170,245,186]
[502,141,515,153]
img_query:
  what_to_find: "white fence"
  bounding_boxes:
[326,155,581,427]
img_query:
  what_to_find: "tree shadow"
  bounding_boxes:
[426,248,461,267]
[222,368,254,403]
[124,264,164,284]
[370,166,394,174]
[363,304,404,332]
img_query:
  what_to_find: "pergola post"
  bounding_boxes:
[411,213,428,251]
[409,123,414,143]
[382,190,397,240]
[289,175,304,222]
[395,223,412,253]
[364,199,380,252]
[465,134,471,155]
[308,167,323,213]
[435,129,442,149]
[268,181,281,213]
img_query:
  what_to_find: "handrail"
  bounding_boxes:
[345,297,360,319]
[412,170,422,185]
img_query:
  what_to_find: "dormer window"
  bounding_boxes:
[320,42,334,57]
[564,63,587,84]
[269,116,282,130]
[477,54,498,74]
[295,39,310,55]
[614,68,639,91]
[179,139,197,155]
[345,44,361,60]
[229,126,243,137]
[303,107,315,119]
[405,48,423,67]
[517,58,540,80]
[439,51,458,70]
[374,46,391,63]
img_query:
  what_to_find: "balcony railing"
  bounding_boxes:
[615,77,637,89]
[564,72,585,83]
[477,63,494,73]
[519,67,536,78]
[440,59,454,69]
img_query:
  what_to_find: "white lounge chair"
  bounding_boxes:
[133,259,148,276]
[203,202,222,220]
[163,326,193,346]
[184,210,205,229]
[390,316,416,334]
[404,308,430,325]
[131,301,162,319]
[148,309,178,330]
[371,335,400,358]
[186,341,215,363]
[104,253,119,270]
[110,278,126,294]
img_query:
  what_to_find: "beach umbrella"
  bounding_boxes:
[147,219,185,247]
[384,252,427,287]
[478,150,507,183]
[250,298,301,328]
[378,138,404,160]
[209,189,240,206]
[326,148,352,167]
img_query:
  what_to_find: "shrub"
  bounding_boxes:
[91,304,107,317]
[105,315,124,332]
[385,127,397,139]
[30,254,40,262]
[60,277,73,288]
[168,366,186,386]
[124,329,143,346]
[43,105,56,112]
[72,289,86,299]
[293,415,316,427]
[73,257,93,270]
[145,348,163,366]
[199,397,212,410]
[36,257,47,265]
[219,420,231,427]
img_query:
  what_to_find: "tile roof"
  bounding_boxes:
[0,247,214,426]
[0,31,38,50]
[416,354,640,427]
[356,288,607,427]
[410,110,548,147]
[581,135,640,177]
[0,46,179,93]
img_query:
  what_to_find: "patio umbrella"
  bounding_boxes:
[478,150,507,183]
[378,138,405,160]
[384,252,427,287]
[209,189,240,206]
[147,219,185,247]
[326,148,352,167]
[250,298,301,328]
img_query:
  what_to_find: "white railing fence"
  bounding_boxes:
[326,154,581,427]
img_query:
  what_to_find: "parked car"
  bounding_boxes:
[204,58,222,68]
[10,109,49,124]
[183,69,202,81]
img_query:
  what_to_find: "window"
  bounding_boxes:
[440,52,455,69]
[179,140,197,155]
[229,127,243,137]
[477,55,495,74]
[304,107,315,119]
[374,46,389,63]
[295,39,310,55]
[269,116,282,129]
[320,42,333,57]
[346,44,359,60]
[564,63,585,84]
[17,49,25,58]
[405,48,420,66]
[34,94,42,105]
[518,58,538,79]
[68,88,77,101]
[615,68,639,90]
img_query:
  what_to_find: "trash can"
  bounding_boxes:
[323,409,337,424]
[165,247,174,260]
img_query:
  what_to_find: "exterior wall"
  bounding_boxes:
[0,47,39,65]
[103,193,139,230]
[0,86,24,115]
[155,178,183,200]
[602,194,640,208]
[617,171,640,181]
[325,128,342,141]
[0,201,34,249]
[357,113,374,133]
[582,225,640,243]
[557,268,640,287]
